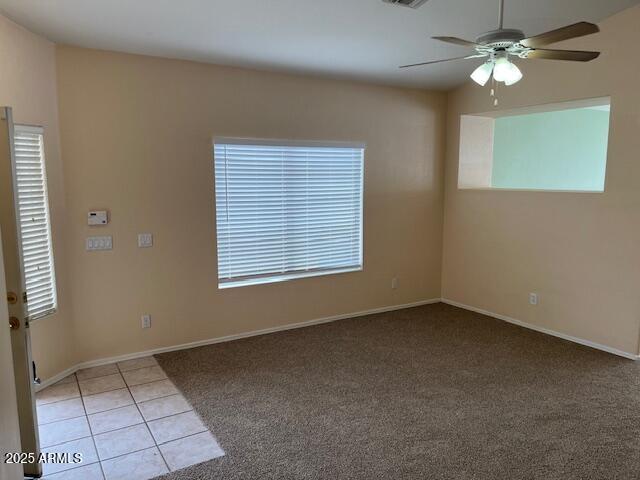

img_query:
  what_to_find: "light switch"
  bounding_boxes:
[138,233,153,248]
[86,236,112,251]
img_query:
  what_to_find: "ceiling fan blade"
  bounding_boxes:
[399,54,485,69]
[520,22,599,48]
[524,48,600,62]
[432,36,479,47]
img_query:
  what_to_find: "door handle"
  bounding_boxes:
[9,316,20,330]
[7,291,18,304]
[33,361,41,385]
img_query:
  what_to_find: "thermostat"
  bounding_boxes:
[88,210,108,226]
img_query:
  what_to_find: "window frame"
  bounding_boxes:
[12,124,58,321]
[213,137,365,289]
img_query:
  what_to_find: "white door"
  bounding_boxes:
[0,227,23,480]
[0,106,42,478]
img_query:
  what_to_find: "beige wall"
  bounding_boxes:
[55,46,446,365]
[0,15,76,380]
[6,4,638,381]
[442,6,640,356]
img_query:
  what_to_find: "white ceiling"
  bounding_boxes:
[1,0,638,90]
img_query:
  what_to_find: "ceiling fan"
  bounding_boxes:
[400,0,601,87]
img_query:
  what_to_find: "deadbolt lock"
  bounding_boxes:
[7,291,18,304]
[9,317,20,330]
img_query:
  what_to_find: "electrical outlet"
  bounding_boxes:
[138,233,153,248]
[529,293,538,305]
[391,277,398,289]
[141,314,151,329]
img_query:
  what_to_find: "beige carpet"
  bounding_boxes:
[155,303,640,480]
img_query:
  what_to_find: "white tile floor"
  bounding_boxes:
[36,356,224,479]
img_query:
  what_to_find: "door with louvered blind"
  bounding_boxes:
[0,107,42,478]
[14,125,57,320]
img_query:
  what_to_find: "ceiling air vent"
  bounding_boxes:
[382,0,430,8]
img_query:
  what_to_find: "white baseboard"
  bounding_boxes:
[441,298,640,361]
[36,298,441,391]
[38,297,637,391]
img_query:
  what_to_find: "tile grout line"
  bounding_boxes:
[96,404,195,436]
[36,395,81,409]
[125,364,219,467]
[40,433,93,450]
[43,394,189,469]
[84,390,135,416]
[86,419,146,436]
[87,390,182,418]
[78,400,194,438]
[135,392,183,407]
[39,359,218,475]
[85,375,170,394]
[38,412,87,427]
[79,408,206,446]
[41,459,101,478]
[55,363,160,393]
[117,361,172,473]
[77,372,108,480]
[154,426,210,446]
[39,375,104,478]
[123,377,170,389]
[38,386,184,427]
[136,389,179,404]
[37,377,82,426]
[75,360,160,380]
[59,428,213,467]
[35,379,81,408]
[41,374,171,409]
[99,445,160,468]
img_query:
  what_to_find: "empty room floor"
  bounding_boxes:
[35,303,640,480]
[155,303,640,480]
[35,357,223,479]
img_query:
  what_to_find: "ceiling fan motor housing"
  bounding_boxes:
[476,29,525,48]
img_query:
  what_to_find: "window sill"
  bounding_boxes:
[28,308,58,324]
[457,186,605,193]
[218,266,362,289]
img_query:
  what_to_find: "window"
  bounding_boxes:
[14,125,57,319]
[214,139,364,288]
[458,97,610,192]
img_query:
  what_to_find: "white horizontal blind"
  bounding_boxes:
[14,125,58,319]
[214,140,364,287]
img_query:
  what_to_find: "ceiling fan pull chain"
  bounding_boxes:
[491,78,499,107]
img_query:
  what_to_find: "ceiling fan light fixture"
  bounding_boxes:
[504,62,523,86]
[398,0,600,94]
[492,57,512,82]
[470,61,494,86]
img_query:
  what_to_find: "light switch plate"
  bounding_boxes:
[138,233,153,248]
[86,236,112,251]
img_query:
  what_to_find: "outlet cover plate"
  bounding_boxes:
[138,233,153,248]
